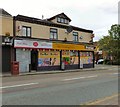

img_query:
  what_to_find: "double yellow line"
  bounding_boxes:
[82,93,119,105]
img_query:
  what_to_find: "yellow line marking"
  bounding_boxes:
[83,93,119,105]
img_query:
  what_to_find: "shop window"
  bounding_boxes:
[50,28,58,40]
[22,26,31,37]
[62,51,70,65]
[80,52,93,64]
[38,50,60,66]
[73,32,78,42]
[62,51,78,65]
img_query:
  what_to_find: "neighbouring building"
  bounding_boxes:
[1,9,95,74]
[93,42,102,63]
[0,9,14,73]
[94,42,110,64]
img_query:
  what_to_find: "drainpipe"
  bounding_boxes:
[93,51,95,68]
[13,16,16,61]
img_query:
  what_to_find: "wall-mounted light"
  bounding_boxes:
[4,36,10,43]
[23,48,25,51]
[17,25,22,32]
[5,32,10,36]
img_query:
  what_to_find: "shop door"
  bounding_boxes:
[2,46,11,73]
[31,50,38,70]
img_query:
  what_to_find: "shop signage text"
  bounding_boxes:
[14,40,52,49]
[85,46,94,50]
[53,43,85,50]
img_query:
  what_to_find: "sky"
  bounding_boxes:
[0,0,119,41]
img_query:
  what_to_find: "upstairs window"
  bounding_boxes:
[57,17,61,22]
[73,32,78,42]
[57,17,69,24]
[50,28,58,40]
[65,19,69,24]
[22,26,31,37]
[61,18,64,23]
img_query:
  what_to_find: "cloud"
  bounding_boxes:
[97,0,118,15]
[93,26,111,41]
[0,0,119,41]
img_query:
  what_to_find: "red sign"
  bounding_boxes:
[14,40,52,49]
[33,42,38,47]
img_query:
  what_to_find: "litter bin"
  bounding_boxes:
[11,61,19,75]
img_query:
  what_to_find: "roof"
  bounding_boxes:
[14,15,93,33]
[0,8,12,17]
[47,13,71,22]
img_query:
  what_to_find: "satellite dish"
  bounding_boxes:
[66,26,73,33]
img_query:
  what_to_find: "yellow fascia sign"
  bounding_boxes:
[53,43,85,50]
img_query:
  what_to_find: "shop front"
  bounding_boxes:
[53,43,85,70]
[14,39,52,73]
[14,39,94,72]
[36,42,84,71]
[52,43,94,70]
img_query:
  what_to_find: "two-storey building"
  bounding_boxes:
[1,9,95,74]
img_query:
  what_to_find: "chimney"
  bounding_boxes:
[42,15,44,19]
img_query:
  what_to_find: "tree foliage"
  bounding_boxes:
[109,24,120,41]
[98,24,120,65]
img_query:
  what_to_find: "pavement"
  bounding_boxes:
[0,64,119,77]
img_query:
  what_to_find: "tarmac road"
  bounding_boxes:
[1,65,119,105]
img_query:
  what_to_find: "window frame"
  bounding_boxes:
[22,26,31,37]
[50,28,58,40]
[73,32,78,42]
[57,17,69,24]
[57,17,61,22]
[64,19,68,24]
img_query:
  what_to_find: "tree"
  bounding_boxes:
[98,24,120,65]
[109,24,120,41]
[109,24,120,65]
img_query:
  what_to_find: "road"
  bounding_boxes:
[1,66,119,105]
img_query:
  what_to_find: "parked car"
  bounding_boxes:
[97,59,104,64]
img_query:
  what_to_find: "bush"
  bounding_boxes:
[112,59,120,65]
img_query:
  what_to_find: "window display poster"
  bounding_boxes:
[70,51,78,65]
[62,57,70,65]
[62,51,70,65]
[38,58,50,66]
[38,50,60,66]
[62,51,78,65]
[70,57,78,65]
[80,52,93,64]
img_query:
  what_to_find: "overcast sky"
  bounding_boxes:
[0,0,118,41]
